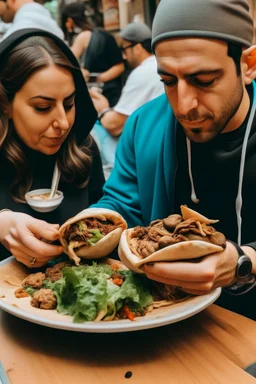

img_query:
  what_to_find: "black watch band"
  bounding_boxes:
[223,241,256,296]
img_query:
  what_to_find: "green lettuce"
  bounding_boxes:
[44,263,153,323]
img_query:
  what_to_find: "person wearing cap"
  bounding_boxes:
[0,0,64,40]
[89,22,164,178]
[90,0,256,319]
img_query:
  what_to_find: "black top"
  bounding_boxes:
[83,29,123,106]
[174,84,256,319]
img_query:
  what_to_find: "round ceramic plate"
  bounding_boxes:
[0,257,221,333]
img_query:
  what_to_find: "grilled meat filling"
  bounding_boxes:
[66,218,116,245]
[129,214,226,258]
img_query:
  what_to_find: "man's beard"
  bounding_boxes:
[178,77,244,143]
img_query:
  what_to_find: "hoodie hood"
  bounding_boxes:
[0,28,97,144]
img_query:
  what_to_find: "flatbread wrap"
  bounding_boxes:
[59,208,127,265]
[118,205,226,273]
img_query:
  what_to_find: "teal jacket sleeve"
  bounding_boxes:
[91,110,144,227]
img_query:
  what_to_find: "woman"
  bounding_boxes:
[61,2,124,107]
[0,29,105,267]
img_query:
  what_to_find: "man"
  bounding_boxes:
[91,0,256,320]
[0,0,64,40]
[89,22,164,178]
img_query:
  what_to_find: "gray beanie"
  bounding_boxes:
[152,0,254,49]
[120,22,152,43]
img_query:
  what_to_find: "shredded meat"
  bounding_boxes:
[66,218,116,243]
[128,214,226,258]
[31,288,57,309]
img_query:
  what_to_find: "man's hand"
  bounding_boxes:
[89,89,109,113]
[143,242,238,295]
[0,211,64,268]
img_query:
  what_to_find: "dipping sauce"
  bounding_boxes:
[31,193,58,200]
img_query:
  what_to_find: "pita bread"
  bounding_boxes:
[118,206,224,273]
[59,208,127,265]
[180,205,219,224]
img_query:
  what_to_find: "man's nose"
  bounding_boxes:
[176,81,199,116]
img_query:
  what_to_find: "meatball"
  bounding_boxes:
[31,288,57,309]
[46,261,71,282]
[22,272,46,289]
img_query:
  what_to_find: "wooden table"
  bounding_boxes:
[1,304,256,384]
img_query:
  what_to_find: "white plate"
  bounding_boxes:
[0,257,221,333]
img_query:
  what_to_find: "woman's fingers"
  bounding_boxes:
[15,221,63,257]
[7,237,62,266]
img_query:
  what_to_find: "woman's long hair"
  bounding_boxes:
[0,35,92,203]
[61,2,93,45]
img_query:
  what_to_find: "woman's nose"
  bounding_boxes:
[53,108,70,131]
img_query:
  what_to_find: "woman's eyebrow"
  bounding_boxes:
[30,90,76,101]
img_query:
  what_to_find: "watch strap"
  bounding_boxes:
[223,275,256,296]
[224,240,255,296]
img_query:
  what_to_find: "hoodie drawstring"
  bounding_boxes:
[186,102,256,246]
[186,138,199,204]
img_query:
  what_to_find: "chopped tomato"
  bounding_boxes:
[122,305,135,321]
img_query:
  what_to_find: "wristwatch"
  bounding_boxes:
[223,241,256,296]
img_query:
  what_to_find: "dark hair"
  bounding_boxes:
[141,39,152,54]
[61,2,92,43]
[0,35,92,203]
[227,41,242,76]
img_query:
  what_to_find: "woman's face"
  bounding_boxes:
[9,64,76,155]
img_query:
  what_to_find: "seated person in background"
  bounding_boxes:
[0,0,64,40]
[89,22,164,178]
[0,29,104,267]
[61,2,124,107]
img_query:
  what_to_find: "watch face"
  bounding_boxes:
[237,255,253,279]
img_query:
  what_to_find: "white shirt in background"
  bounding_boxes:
[1,2,64,40]
[114,55,164,116]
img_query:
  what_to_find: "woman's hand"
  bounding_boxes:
[143,242,238,295]
[0,211,64,268]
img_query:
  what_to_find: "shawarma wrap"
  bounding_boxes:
[118,205,226,273]
[59,208,127,265]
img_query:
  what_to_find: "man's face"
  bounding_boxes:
[155,38,247,143]
[121,39,139,69]
[0,0,16,23]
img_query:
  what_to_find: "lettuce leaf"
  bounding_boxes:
[44,263,153,323]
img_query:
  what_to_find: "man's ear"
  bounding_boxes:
[241,46,256,84]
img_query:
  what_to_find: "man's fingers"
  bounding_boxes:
[143,260,215,282]
[143,269,214,291]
